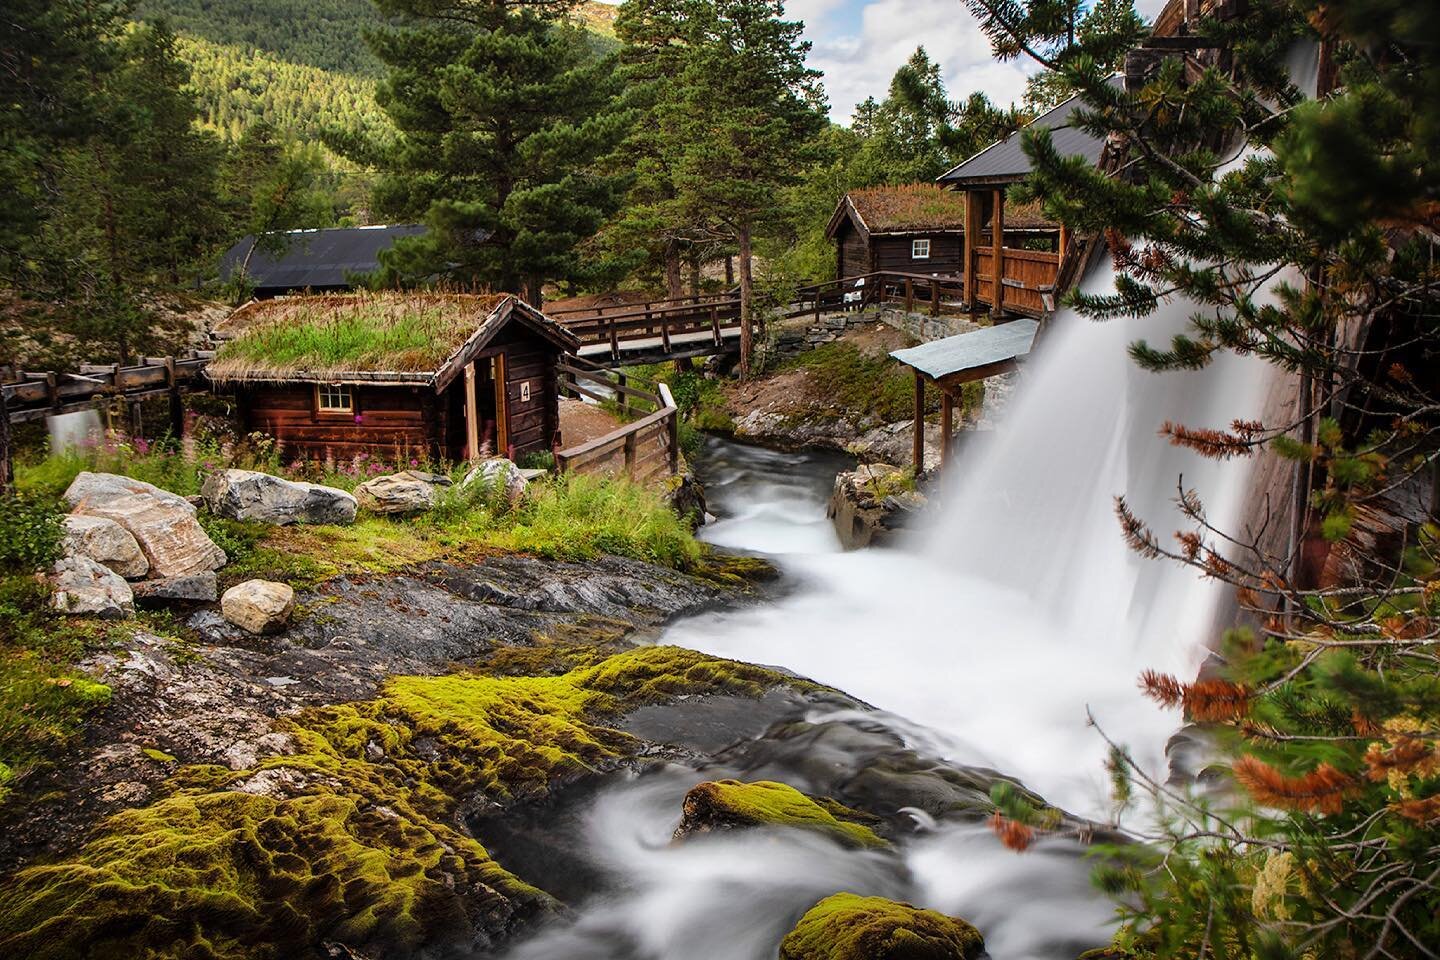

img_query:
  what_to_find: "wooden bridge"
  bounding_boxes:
[546,253,1059,367]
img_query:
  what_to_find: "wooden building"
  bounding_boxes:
[826,185,969,278]
[206,293,578,462]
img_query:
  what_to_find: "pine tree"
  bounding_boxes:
[664,0,825,378]
[963,0,1440,954]
[357,0,627,305]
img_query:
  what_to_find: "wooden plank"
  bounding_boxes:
[940,392,953,469]
[912,370,925,471]
[464,362,480,461]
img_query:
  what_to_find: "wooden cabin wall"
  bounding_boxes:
[872,234,963,275]
[238,383,443,462]
[485,326,560,459]
[835,220,870,279]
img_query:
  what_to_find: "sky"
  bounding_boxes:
[597,0,1171,124]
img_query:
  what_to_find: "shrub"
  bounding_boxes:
[0,496,64,575]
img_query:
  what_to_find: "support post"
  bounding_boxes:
[964,190,981,309]
[991,188,1005,319]
[623,430,637,475]
[930,278,940,317]
[463,361,480,461]
[912,370,925,472]
[1058,223,1070,257]
[617,371,630,417]
[165,357,184,440]
[904,278,914,313]
[940,391,954,469]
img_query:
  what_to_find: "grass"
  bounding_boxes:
[786,341,936,424]
[209,292,510,380]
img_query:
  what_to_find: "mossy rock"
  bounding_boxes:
[779,893,984,960]
[0,645,797,959]
[674,779,886,849]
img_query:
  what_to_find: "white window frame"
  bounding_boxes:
[315,383,354,415]
[911,238,931,260]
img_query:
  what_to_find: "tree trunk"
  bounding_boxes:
[525,276,544,309]
[737,225,754,381]
[688,248,701,297]
[725,254,734,286]
[664,242,683,300]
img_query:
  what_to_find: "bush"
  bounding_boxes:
[0,495,64,575]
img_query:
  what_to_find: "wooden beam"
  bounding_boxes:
[963,191,981,309]
[934,358,1018,392]
[494,352,510,458]
[464,361,480,461]
[991,188,1005,319]
[912,369,925,472]
[940,391,954,469]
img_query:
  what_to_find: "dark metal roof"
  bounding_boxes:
[936,78,1119,187]
[890,319,1039,381]
[218,224,428,293]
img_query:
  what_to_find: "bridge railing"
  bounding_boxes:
[553,360,679,482]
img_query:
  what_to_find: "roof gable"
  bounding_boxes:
[218,225,429,292]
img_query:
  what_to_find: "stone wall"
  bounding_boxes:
[768,305,983,364]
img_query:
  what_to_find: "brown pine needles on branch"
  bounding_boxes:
[1232,756,1357,816]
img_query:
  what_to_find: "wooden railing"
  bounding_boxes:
[553,360,679,482]
[2,354,212,425]
[972,247,1060,317]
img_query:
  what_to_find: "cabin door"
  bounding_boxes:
[462,354,509,460]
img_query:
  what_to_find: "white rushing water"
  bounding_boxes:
[500,262,1275,960]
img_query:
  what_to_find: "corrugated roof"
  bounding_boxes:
[937,78,1119,186]
[890,319,1039,380]
[218,224,429,293]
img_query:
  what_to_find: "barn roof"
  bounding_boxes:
[206,293,578,391]
[826,184,969,239]
[218,224,437,293]
[936,77,1120,187]
[890,319,1039,383]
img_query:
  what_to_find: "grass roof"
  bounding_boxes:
[207,293,511,383]
[847,184,969,232]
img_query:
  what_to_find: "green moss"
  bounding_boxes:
[141,748,178,764]
[693,551,779,587]
[0,645,797,959]
[780,893,985,960]
[684,780,887,849]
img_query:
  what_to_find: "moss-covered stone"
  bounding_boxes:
[779,893,985,960]
[674,779,887,849]
[0,645,797,960]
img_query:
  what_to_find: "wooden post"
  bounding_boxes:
[964,190,981,310]
[1058,223,1070,257]
[667,411,679,475]
[912,370,925,472]
[930,278,940,317]
[991,187,1005,319]
[463,361,480,461]
[617,371,630,417]
[904,278,914,313]
[165,357,184,440]
[940,391,954,469]
[623,430,637,475]
[0,383,13,494]
[710,304,722,346]
[494,352,510,457]
[609,317,620,361]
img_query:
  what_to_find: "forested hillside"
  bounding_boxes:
[176,35,392,144]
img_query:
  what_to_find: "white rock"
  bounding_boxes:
[64,471,196,514]
[354,471,446,514]
[460,458,528,504]
[51,555,135,619]
[202,469,357,526]
[221,579,296,635]
[75,493,226,579]
[60,514,149,579]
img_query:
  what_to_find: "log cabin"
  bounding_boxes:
[205,293,578,463]
[826,185,969,278]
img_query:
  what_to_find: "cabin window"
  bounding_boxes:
[316,383,354,414]
[911,239,931,260]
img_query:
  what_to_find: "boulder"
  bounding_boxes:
[64,471,196,514]
[460,458,528,504]
[779,894,984,960]
[664,474,708,530]
[60,515,149,579]
[826,465,925,551]
[131,571,218,603]
[50,555,134,619]
[74,493,226,579]
[673,779,885,849]
[202,469,357,526]
[221,579,296,635]
[354,471,450,515]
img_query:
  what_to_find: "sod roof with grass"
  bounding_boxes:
[207,293,579,389]
[827,185,1057,238]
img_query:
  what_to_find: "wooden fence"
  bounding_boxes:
[553,361,679,482]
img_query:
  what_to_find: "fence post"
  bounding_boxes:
[623,430,637,475]
[617,371,630,417]
[609,317,620,361]
[660,384,679,475]
[0,384,13,494]
[710,304,722,346]
[904,278,914,313]
[165,357,184,440]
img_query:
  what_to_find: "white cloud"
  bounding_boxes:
[799,0,1040,123]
